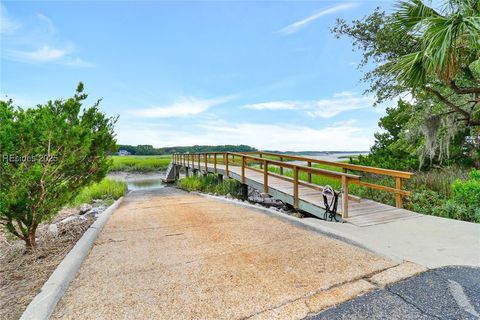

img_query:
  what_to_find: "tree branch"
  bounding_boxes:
[425,87,471,118]
[449,80,480,94]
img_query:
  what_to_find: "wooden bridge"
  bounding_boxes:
[169,152,420,227]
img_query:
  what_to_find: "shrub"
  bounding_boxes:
[0,83,117,248]
[451,170,480,222]
[73,179,127,206]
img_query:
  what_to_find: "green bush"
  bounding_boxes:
[450,170,480,222]
[177,175,243,198]
[73,179,127,206]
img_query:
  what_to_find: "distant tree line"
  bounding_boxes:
[116,144,257,155]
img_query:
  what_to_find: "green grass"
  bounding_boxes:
[73,178,128,205]
[177,174,243,198]
[110,155,171,172]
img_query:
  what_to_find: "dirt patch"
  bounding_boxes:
[0,208,94,320]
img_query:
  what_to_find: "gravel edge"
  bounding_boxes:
[20,197,124,320]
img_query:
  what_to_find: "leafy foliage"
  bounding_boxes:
[452,169,480,211]
[333,0,480,165]
[0,83,117,248]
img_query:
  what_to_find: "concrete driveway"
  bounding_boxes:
[52,187,423,320]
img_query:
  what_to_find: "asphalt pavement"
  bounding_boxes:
[308,265,480,320]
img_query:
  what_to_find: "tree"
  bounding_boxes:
[332,0,480,164]
[390,0,480,127]
[0,83,117,249]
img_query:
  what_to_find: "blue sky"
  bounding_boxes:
[1,0,400,151]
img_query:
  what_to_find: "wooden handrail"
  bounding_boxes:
[242,151,414,179]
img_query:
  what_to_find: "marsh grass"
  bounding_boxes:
[110,155,171,172]
[73,179,127,205]
[177,174,243,198]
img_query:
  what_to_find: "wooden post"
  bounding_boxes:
[241,156,245,183]
[395,177,403,208]
[259,154,263,169]
[293,166,299,208]
[341,175,349,219]
[214,153,217,174]
[263,160,268,193]
[204,153,208,174]
[307,161,312,183]
[197,154,200,172]
[225,153,229,176]
[280,157,284,175]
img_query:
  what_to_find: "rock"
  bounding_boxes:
[92,199,106,207]
[84,208,101,218]
[225,193,233,199]
[59,215,87,224]
[47,224,58,237]
[260,193,270,199]
[264,197,274,204]
[79,204,93,215]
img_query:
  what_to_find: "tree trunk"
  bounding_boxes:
[24,225,37,250]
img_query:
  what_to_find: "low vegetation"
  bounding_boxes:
[72,178,127,206]
[110,155,171,172]
[177,174,243,198]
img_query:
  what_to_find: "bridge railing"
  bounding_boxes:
[172,151,413,208]
[240,151,414,207]
[172,152,370,218]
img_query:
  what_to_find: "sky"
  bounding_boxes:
[1,0,400,151]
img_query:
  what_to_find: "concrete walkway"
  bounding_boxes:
[51,187,424,320]
[298,213,480,268]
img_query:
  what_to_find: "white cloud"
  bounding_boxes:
[243,91,375,118]
[132,96,234,118]
[278,3,357,35]
[115,120,374,151]
[0,4,20,34]
[6,45,69,63]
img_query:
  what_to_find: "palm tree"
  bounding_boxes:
[390,0,480,126]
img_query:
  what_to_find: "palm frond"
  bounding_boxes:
[389,51,428,88]
[394,0,443,33]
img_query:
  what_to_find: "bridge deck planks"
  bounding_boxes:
[184,163,419,227]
